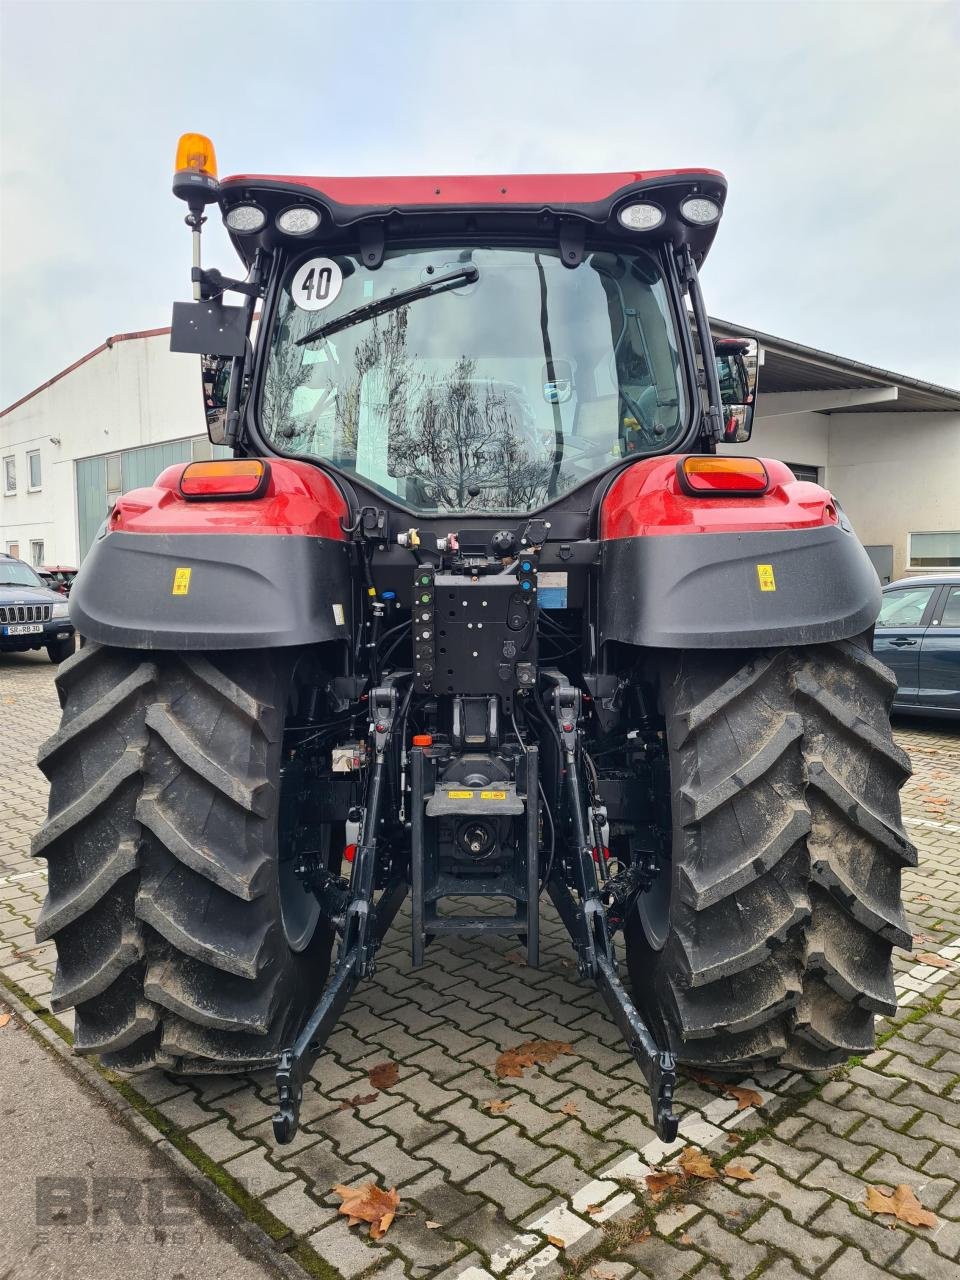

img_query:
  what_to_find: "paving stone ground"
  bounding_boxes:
[2,649,959,1280]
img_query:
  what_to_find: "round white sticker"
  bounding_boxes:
[291,257,343,312]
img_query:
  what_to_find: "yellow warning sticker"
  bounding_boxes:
[756,564,776,592]
[481,790,507,800]
[448,790,474,799]
[172,567,192,596]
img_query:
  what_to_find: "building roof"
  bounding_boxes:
[3,315,958,420]
[0,327,172,420]
[711,318,960,414]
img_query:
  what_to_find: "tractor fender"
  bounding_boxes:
[598,456,880,650]
[70,459,354,651]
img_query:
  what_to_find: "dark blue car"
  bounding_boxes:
[0,553,76,663]
[874,574,960,718]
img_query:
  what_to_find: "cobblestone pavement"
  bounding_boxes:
[2,649,959,1280]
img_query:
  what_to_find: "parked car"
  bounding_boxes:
[40,564,78,596]
[874,574,960,718]
[0,553,76,663]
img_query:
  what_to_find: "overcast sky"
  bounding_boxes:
[1,0,958,407]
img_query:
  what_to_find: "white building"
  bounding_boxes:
[2,322,958,582]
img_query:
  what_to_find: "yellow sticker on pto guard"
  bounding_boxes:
[756,564,776,592]
[172,567,192,596]
[481,790,507,800]
[448,790,474,800]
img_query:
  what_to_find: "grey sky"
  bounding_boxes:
[1,0,958,408]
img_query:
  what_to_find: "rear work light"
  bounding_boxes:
[677,456,769,496]
[180,459,270,500]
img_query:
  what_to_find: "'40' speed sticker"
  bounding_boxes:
[291,257,343,312]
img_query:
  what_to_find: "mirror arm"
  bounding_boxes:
[679,246,725,445]
[192,266,260,300]
[223,249,266,450]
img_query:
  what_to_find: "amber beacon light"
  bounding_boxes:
[172,131,220,206]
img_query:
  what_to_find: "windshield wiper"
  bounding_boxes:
[296,265,479,346]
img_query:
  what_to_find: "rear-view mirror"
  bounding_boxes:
[201,354,231,445]
[714,337,759,443]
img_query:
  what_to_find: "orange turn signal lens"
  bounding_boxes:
[411,734,433,748]
[179,459,268,500]
[677,455,769,496]
[175,132,218,178]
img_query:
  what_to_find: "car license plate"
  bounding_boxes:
[2,623,43,635]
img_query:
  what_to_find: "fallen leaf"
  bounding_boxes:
[724,1165,757,1181]
[560,1101,579,1116]
[586,1203,605,1216]
[425,1221,441,1229]
[678,1146,719,1180]
[725,1134,742,1146]
[728,1084,764,1111]
[682,1070,763,1112]
[481,1099,513,1114]
[644,1170,681,1201]
[679,1233,693,1245]
[590,1267,621,1280]
[339,1092,379,1111]
[0,1013,11,1029]
[368,1061,399,1089]
[916,952,953,969]
[546,1234,566,1249]
[633,1228,652,1244]
[495,1040,575,1079]
[865,1184,938,1229]
[912,934,937,945]
[914,894,931,902]
[333,1181,401,1238]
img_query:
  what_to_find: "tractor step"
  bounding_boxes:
[424,916,525,934]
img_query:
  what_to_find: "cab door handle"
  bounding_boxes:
[889,637,918,647]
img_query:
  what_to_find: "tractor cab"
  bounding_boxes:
[170,135,757,518]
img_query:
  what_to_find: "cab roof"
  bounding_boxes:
[219,168,728,267]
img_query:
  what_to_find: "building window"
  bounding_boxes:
[785,462,820,484]
[30,539,45,567]
[106,453,122,494]
[3,456,14,494]
[6,542,20,559]
[27,450,42,490]
[909,531,960,569]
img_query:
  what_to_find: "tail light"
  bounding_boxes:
[677,456,769,497]
[180,459,270,500]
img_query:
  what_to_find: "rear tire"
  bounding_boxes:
[625,637,915,1073]
[32,643,335,1072]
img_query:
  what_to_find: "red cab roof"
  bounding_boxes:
[220,169,724,210]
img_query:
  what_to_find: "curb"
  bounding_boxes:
[0,981,315,1280]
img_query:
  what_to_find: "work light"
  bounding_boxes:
[224,204,267,233]
[276,206,321,235]
[679,196,721,225]
[617,202,665,231]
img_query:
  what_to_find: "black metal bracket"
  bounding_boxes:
[191,266,261,300]
[558,218,587,268]
[545,676,678,1143]
[273,686,408,1144]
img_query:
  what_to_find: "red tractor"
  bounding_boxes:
[34,135,913,1144]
